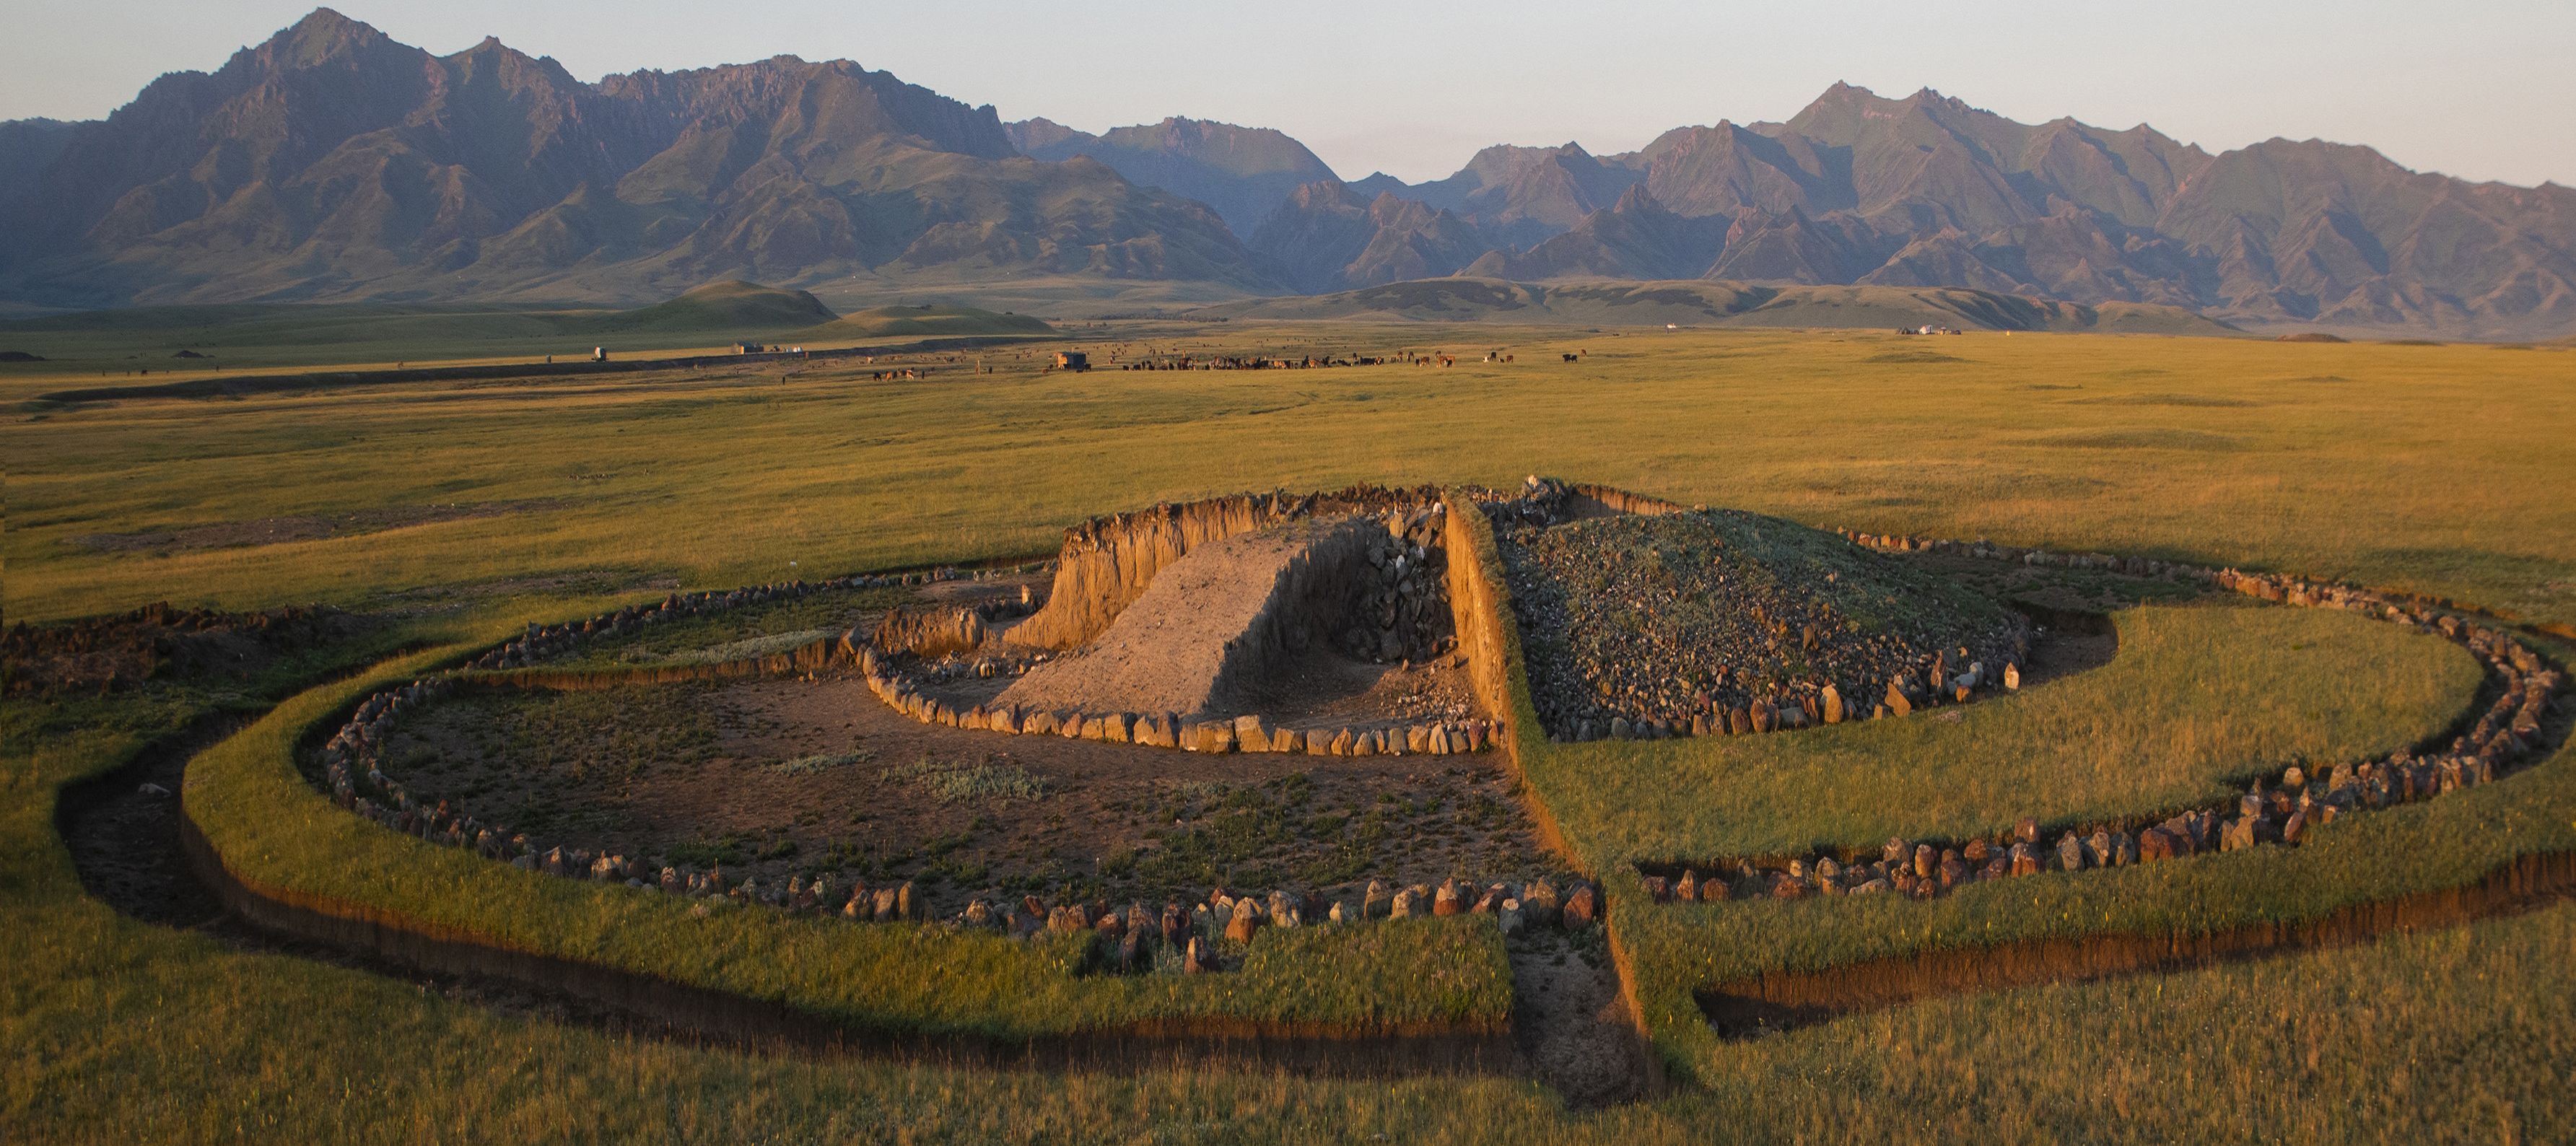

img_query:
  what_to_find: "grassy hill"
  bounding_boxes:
[800,304,1055,338]
[0,281,1052,378]
[1192,277,2241,333]
[568,281,836,333]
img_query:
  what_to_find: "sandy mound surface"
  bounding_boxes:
[999,520,1334,718]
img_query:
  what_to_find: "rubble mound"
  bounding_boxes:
[1494,502,2027,736]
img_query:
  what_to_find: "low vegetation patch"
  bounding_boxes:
[1519,601,2481,868]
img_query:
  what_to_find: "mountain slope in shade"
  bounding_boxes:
[1247,181,1488,291]
[1194,276,2239,335]
[6,13,2573,337]
[1290,84,2576,336]
[1005,115,1339,239]
[0,9,1270,307]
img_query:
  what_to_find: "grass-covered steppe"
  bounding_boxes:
[6,321,2574,1142]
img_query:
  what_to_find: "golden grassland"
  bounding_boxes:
[6,323,2575,1141]
[1542,602,2484,867]
[5,325,2571,631]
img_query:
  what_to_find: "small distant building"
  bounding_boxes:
[1055,351,1090,372]
[593,346,607,362]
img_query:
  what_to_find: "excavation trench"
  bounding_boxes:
[53,689,1537,1082]
[1698,848,2576,1041]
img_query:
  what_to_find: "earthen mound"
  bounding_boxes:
[1493,498,2026,735]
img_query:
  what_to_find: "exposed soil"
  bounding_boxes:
[69,499,569,555]
[1511,928,1652,1108]
[380,671,1558,917]
[1000,522,1329,717]
[4,603,383,696]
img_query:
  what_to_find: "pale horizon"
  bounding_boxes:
[1,0,2570,188]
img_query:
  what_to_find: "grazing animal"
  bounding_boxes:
[1561,353,1579,362]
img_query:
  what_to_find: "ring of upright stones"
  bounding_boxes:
[849,641,1499,758]
[1636,537,2563,906]
[308,564,1552,978]
[460,565,1042,671]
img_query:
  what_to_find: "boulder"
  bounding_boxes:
[1225,905,1262,945]
[1564,884,1598,927]
[1268,890,1298,928]
[1522,878,1562,926]
[1389,888,1418,919]
[1234,714,1272,753]
[2219,816,2258,852]
[1433,880,1464,917]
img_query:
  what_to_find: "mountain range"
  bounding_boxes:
[4,9,2572,338]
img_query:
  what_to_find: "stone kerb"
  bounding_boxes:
[310,665,1585,974]
[1628,533,2562,907]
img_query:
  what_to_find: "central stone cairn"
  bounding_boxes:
[1492,481,2030,740]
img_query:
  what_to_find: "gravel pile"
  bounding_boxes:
[1492,493,2027,737]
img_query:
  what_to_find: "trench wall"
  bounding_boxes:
[178,810,1512,1073]
[1696,848,2576,1025]
[1441,490,1672,1095]
[1204,518,1379,711]
[1008,486,1448,651]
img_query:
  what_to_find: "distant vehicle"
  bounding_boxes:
[1055,351,1091,372]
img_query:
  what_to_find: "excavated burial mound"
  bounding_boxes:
[997,516,1388,719]
[1498,505,2029,735]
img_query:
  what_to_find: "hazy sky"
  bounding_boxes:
[4,0,2569,187]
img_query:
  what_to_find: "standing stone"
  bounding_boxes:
[1884,684,1913,718]
[1522,879,1562,926]
[2086,829,2115,870]
[1226,905,1262,945]
[1498,900,1524,935]
[2058,832,2086,872]
[1389,889,1418,919]
[1913,844,1937,879]
[1363,879,1391,919]
[1183,937,1210,974]
[2009,843,2040,876]
[2004,662,2022,691]
[1234,714,1272,753]
[1433,880,1464,916]
[1564,884,1599,927]
[1822,685,1845,725]
[2219,817,2258,852]
[1675,870,1700,902]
